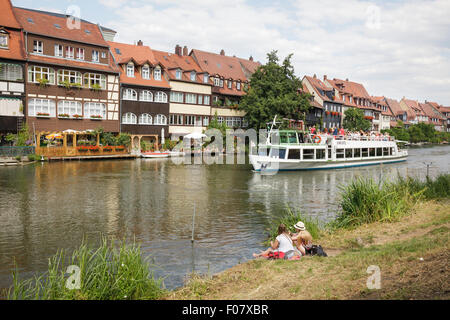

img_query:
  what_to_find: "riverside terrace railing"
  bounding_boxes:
[0,146,35,157]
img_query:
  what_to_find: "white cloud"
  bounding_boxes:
[99,0,450,105]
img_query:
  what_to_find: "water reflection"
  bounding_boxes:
[0,145,449,290]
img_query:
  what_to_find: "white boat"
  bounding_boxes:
[168,151,185,157]
[141,151,170,158]
[249,127,408,172]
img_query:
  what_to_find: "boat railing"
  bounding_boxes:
[310,134,394,142]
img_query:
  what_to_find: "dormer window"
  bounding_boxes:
[190,71,196,81]
[227,80,232,89]
[142,65,150,79]
[66,46,74,59]
[214,77,220,86]
[92,50,99,62]
[203,73,209,84]
[33,40,43,54]
[237,82,241,90]
[0,31,8,49]
[176,69,182,80]
[76,48,84,60]
[219,79,224,87]
[127,63,134,77]
[154,67,161,81]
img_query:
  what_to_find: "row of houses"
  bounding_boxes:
[0,0,258,146]
[1,0,449,148]
[302,75,450,133]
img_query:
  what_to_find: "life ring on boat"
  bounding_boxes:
[312,135,321,144]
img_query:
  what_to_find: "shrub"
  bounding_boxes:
[8,237,166,300]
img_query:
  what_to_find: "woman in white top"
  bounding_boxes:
[253,224,299,259]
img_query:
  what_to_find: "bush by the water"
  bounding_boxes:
[333,173,450,228]
[8,237,165,300]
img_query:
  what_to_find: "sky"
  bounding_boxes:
[11,0,450,105]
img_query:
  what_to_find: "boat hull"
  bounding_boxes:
[250,155,408,172]
[141,153,170,158]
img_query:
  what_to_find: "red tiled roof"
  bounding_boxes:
[13,7,109,47]
[420,102,444,120]
[304,75,339,104]
[402,98,426,116]
[328,78,371,99]
[237,57,261,74]
[27,54,118,73]
[108,42,169,88]
[0,0,22,29]
[385,98,404,116]
[0,29,26,60]
[190,49,247,81]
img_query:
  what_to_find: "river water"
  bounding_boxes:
[0,145,449,290]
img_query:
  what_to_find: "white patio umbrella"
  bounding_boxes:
[183,133,207,140]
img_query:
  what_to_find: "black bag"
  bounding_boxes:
[306,245,327,257]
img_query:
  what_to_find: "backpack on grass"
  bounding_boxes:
[306,245,327,257]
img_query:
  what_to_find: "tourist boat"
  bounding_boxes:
[249,119,408,172]
[141,151,170,158]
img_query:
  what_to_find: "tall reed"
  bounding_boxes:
[8,237,166,300]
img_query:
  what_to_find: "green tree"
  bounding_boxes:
[342,108,371,132]
[239,51,310,129]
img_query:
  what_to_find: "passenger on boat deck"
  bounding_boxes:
[291,221,313,256]
[323,128,328,134]
[339,128,345,136]
[332,127,338,136]
[252,224,300,259]
[310,126,316,134]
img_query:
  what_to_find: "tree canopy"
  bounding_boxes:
[342,108,372,132]
[239,51,310,129]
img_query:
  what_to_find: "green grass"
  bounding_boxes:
[8,237,166,300]
[330,173,450,229]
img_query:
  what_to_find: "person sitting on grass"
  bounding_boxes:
[291,221,313,256]
[253,224,300,259]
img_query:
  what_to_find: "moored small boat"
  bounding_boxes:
[141,151,170,158]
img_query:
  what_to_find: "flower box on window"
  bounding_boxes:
[364,116,374,120]
[58,113,70,119]
[77,146,89,152]
[325,111,330,116]
[89,146,100,152]
[73,114,83,119]
[90,115,103,120]
[36,112,50,117]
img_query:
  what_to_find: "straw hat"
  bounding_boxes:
[294,221,306,231]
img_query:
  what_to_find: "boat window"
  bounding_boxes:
[369,148,376,157]
[336,149,345,159]
[258,148,269,156]
[298,133,305,143]
[345,149,353,158]
[328,147,332,159]
[280,133,289,144]
[316,149,325,159]
[288,132,298,144]
[391,148,395,155]
[270,148,286,159]
[354,148,361,157]
[303,149,314,160]
[383,147,389,156]
[288,149,300,160]
[362,148,369,157]
[376,148,382,156]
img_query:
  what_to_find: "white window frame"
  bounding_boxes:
[140,90,153,102]
[155,91,167,103]
[142,65,150,79]
[204,96,210,105]
[190,71,196,81]
[122,112,137,124]
[228,80,232,89]
[237,82,241,90]
[139,113,153,125]
[33,40,43,54]
[76,48,85,60]
[54,44,63,57]
[66,46,74,59]
[214,77,220,86]
[0,33,8,48]
[154,114,167,125]
[175,69,182,80]
[169,114,183,125]
[127,63,135,77]
[154,67,161,81]
[28,98,56,117]
[203,73,209,84]
[185,93,197,104]
[203,116,209,126]
[84,102,106,119]
[57,100,82,117]
[185,115,195,126]
[57,69,82,85]
[198,95,203,105]
[28,66,55,84]
[0,63,23,81]
[92,50,99,62]
[123,88,138,101]
[83,73,106,89]
[101,52,106,59]
[170,91,184,103]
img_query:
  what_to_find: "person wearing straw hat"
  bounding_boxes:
[291,221,313,256]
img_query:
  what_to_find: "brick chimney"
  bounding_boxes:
[323,75,327,81]
[137,40,143,46]
[175,45,182,56]
[183,46,188,56]
[220,49,225,56]
[249,55,253,61]
[313,74,317,79]
[346,78,349,81]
